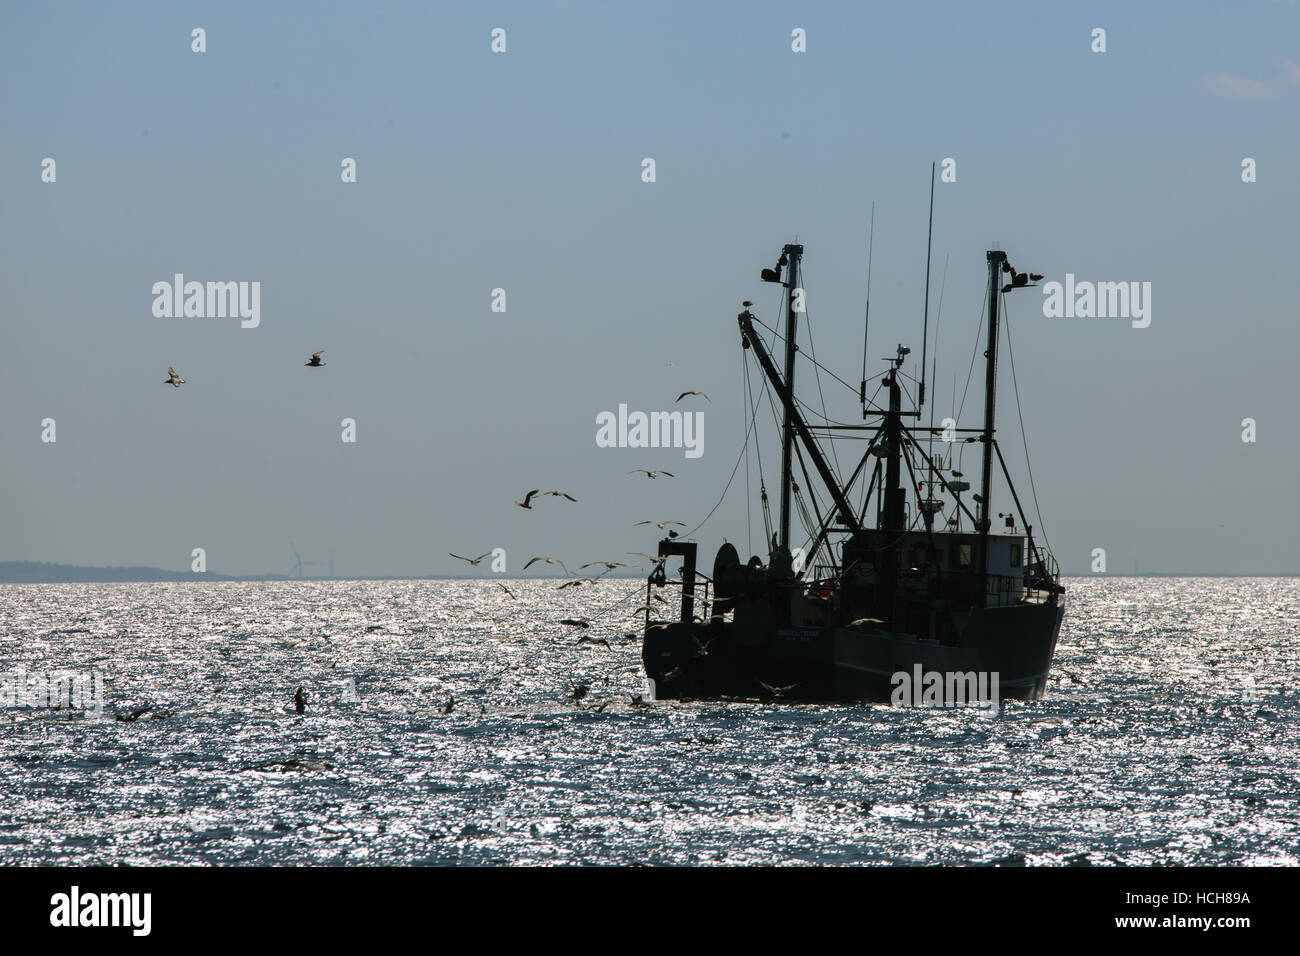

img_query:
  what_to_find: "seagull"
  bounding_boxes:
[556,577,601,590]
[541,490,577,502]
[449,552,492,566]
[524,556,570,574]
[293,687,308,713]
[580,561,631,571]
[628,469,675,479]
[676,390,710,402]
[305,350,325,367]
[636,520,686,529]
[758,680,801,698]
[560,617,592,629]
[515,490,540,509]
[496,582,516,599]
[164,367,185,387]
[575,635,611,648]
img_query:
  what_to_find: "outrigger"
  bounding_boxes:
[641,239,1065,703]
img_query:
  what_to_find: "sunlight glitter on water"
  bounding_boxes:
[1,577,1297,865]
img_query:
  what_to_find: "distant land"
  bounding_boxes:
[0,561,268,583]
[0,561,640,583]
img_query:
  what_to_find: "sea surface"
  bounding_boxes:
[1,577,1297,866]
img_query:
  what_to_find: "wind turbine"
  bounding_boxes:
[290,543,324,579]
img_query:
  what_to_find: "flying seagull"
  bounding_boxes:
[524,556,570,574]
[580,561,632,571]
[556,577,602,590]
[758,680,801,698]
[628,469,675,479]
[164,367,185,387]
[449,552,492,566]
[515,490,540,509]
[676,390,709,402]
[305,350,325,367]
[496,582,516,599]
[560,618,592,629]
[636,520,686,529]
[541,490,577,502]
[575,635,611,648]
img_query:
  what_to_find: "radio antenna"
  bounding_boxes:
[860,201,875,413]
[919,161,935,410]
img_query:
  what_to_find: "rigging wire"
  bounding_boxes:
[744,345,774,552]
[682,369,763,544]
[748,351,774,546]
[1001,298,1053,555]
[750,315,862,398]
[926,253,950,473]
[956,273,990,423]
[795,264,844,482]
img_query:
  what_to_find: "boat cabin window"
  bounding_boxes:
[1010,543,1021,568]
[954,543,972,568]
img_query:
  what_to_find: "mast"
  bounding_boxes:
[878,351,908,622]
[778,243,803,551]
[882,354,907,536]
[977,250,1004,601]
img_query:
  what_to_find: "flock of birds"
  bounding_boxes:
[443,390,712,642]
[172,354,706,701]
[165,351,324,387]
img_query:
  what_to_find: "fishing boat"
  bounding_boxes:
[640,220,1065,704]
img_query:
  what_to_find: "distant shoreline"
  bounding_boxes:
[0,561,1293,583]
[0,561,641,583]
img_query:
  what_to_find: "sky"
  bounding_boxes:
[2,0,1298,577]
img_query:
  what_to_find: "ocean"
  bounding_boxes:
[1,577,1296,865]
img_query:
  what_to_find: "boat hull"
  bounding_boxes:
[643,601,1064,704]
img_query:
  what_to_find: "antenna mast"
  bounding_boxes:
[919,161,935,410]
[860,202,875,417]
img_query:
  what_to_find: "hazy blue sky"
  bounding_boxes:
[2,1,1298,576]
